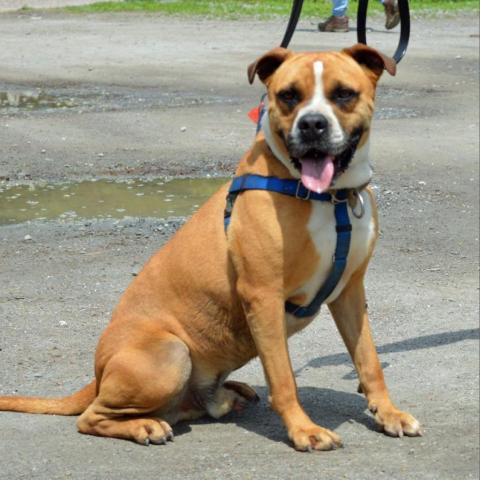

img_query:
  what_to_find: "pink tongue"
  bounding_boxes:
[300,155,335,193]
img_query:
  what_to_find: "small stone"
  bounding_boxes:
[59,320,68,326]
[97,153,104,158]
[40,149,46,154]
[23,234,32,241]
[418,181,426,186]
[180,126,187,132]
[131,265,141,276]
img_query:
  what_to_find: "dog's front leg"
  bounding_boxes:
[239,286,342,451]
[328,272,422,437]
[230,193,341,451]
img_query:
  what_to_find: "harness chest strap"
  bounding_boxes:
[224,174,353,319]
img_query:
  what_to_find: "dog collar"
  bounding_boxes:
[224,174,352,318]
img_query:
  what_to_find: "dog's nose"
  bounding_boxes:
[298,113,328,138]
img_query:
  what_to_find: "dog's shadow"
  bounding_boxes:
[175,328,479,444]
[175,386,377,446]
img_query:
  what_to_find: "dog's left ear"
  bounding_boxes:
[248,48,292,85]
[343,44,396,81]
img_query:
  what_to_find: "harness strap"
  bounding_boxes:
[230,174,333,201]
[224,174,352,318]
[285,198,351,317]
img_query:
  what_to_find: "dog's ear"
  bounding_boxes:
[248,48,292,85]
[343,44,396,81]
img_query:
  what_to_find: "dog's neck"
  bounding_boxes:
[235,132,293,180]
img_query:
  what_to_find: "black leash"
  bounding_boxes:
[280,0,410,63]
[280,0,305,48]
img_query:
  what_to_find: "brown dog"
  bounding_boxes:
[0,44,421,451]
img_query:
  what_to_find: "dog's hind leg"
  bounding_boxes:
[77,332,191,445]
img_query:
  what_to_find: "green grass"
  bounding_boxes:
[64,0,479,16]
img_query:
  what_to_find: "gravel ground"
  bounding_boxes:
[0,11,478,480]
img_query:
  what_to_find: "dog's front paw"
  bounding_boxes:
[288,423,342,452]
[370,403,422,437]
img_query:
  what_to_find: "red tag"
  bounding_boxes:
[248,105,260,124]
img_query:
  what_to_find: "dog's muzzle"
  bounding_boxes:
[286,124,363,193]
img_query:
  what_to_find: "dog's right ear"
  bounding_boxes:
[248,48,292,85]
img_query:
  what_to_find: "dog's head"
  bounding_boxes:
[248,44,396,192]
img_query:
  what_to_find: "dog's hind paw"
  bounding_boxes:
[132,419,174,446]
[223,380,260,403]
[206,381,259,419]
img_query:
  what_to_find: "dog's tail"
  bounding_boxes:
[0,380,96,415]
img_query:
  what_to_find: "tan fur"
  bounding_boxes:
[0,381,97,415]
[0,45,420,450]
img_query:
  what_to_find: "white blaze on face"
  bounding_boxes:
[292,61,344,145]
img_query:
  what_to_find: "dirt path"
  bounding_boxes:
[0,12,478,480]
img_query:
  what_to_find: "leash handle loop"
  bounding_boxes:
[357,0,410,64]
[280,0,410,64]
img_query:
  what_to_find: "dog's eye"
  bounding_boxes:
[332,87,358,103]
[277,88,301,107]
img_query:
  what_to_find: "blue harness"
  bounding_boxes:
[224,174,352,318]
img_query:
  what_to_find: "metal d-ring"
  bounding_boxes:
[351,190,365,219]
[330,191,349,205]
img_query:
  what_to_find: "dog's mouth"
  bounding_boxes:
[292,151,336,193]
[289,129,363,193]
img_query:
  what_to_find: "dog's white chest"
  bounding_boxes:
[286,190,375,332]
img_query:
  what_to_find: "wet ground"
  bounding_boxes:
[0,177,225,224]
[0,11,478,480]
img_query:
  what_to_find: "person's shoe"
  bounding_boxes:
[383,0,400,30]
[318,15,349,33]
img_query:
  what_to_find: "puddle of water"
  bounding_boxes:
[0,178,227,225]
[0,91,76,111]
